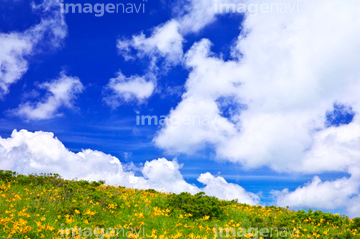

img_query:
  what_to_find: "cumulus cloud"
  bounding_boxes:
[272,121,360,217]
[154,39,240,154]
[273,174,360,218]
[141,158,200,194]
[113,0,241,104]
[0,0,67,97]
[299,120,360,174]
[12,72,83,120]
[155,0,360,171]
[111,0,360,214]
[0,129,259,204]
[103,71,155,106]
[148,0,360,215]
[199,172,260,205]
[116,0,226,65]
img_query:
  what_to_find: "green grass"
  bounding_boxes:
[0,170,359,238]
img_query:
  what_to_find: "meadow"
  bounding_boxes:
[0,170,359,238]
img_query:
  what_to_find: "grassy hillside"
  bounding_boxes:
[0,170,359,239]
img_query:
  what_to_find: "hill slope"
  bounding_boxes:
[0,170,359,238]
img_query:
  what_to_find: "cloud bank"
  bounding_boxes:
[117,0,360,216]
[0,129,259,205]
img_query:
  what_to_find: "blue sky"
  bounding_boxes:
[1,0,360,217]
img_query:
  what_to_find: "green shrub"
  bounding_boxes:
[351,217,360,230]
[0,170,17,181]
[164,192,225,220]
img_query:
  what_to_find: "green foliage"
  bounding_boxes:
[0,170,17,181]
[0,170,359,239]
[164,192,226,220]
[351,217,360,230]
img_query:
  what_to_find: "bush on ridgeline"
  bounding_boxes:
[164,192,227,220]
[0,170,17,181]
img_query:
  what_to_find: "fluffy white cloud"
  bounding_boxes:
[0,129,259,204]
[154,39,241,154]
[12,72,83,120]
[118,20,184,65]
[112,20,183,106]
[116,0,225,64]
[273,173,360,218]
[0,34,32,96]
[272,121,360,217]
[0,0,67,97]
[150,0,360,215]
[113,0,242,104]
[299,120,360,174]
[104,71,155,106]
[140,158,200,194]
[155,0,360,172]
[198,172,260,204]
[117,0,246,63]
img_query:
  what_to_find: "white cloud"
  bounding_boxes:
[155,0,360,172]
[117,0,245,63]
[0,130,128,183]
[150,0,360,215]
[113,20,182,105]
[154,39,241,154]
[175,0,228,33]
[299,121,360,174]
[103,71,155,106]
[198,172,260,204]
[118,20,184,65]
[272,121,360,217]
[141,158,200,194]
[13,71,83,120]
[0,129,259,204]
[116,0,226,65]
[0,33,32,96]
[113,0,241,104]
[0,0,67,97]
[273,173,360,218]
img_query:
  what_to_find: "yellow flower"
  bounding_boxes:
[202,215,210,221]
